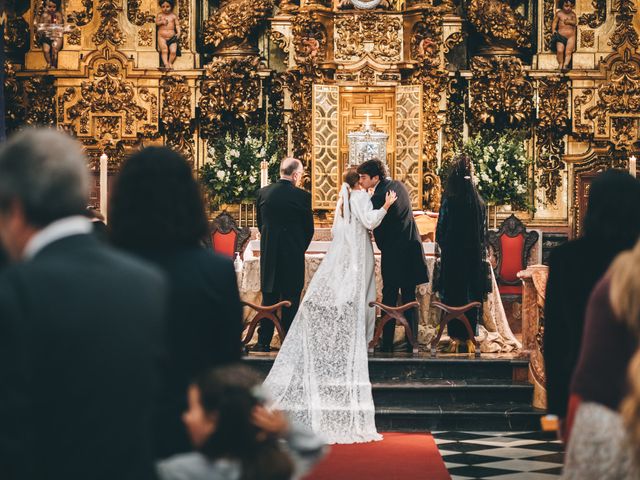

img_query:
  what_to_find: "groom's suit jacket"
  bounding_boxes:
[371,178,428,287]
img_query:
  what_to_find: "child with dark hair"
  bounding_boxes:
[156,364,326,480]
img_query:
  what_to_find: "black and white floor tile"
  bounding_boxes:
[432,431,564,479]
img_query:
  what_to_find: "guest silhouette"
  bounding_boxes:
[435,155,489,354]
[0,129,167,480]
[109,146,243,458]
[544,169,640,431]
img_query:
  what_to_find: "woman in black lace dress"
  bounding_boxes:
[435,155,490,353]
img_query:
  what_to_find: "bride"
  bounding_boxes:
[263,167,396,444]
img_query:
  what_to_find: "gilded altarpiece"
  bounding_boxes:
[2,0,639,233]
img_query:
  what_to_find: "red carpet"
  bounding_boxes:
[303,432,451,480]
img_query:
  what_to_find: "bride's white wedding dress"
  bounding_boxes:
[263,185,386,444]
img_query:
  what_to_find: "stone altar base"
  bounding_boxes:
[246,352,543,432]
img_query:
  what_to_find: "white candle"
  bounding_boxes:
[100,152,108,223]
[260,160,269,188]
[630,155,637,178]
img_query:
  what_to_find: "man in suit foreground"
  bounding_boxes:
[358,158,429,352]
[254,158,314,352]
[0,129,167,480]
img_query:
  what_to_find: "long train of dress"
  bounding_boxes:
[263,189,385,444]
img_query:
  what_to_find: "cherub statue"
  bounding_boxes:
[34,0,64,69]
[551,0,577,72]
[156,0,181,71]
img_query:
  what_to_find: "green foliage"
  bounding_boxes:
[461,130,534,211]
[199,128,283,207]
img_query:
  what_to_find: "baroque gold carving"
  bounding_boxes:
[67,0,94,26]
[468,0,531,51]
[396,85,422,208]
[469,56,533,129]
[291,11,327,63]
[138,28,153,47]
[611,117,639,150]
[127,0,154,26]
[536,77,569,204]
[312,85,339,209]
[24,75,56,126]
[93,0,126,46]
[580,29,595,48]
[443,31,464,54]
[66,27,82,45]
[270,30,291,66]
[3,15,29,51]
[203,0,274,54]
[578,0,606,29]
[609,0,638,51]
[178,0,190,50]
[410,7,446,210]
[64,50,156,141]
[198,56,261,138]
[160,75,195,162]
[334,13,402,63]
[3,61,26,133]
[542,0,555,51]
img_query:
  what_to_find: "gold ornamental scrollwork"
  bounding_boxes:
[67,0,94,26]
[410,7,446,210]
[468,0,531,52]
[578,0,607,29]
[3,15,29,51]
[198,56,261,139]
[542,0,555,51]
[160,75,195,163]
[203,0,275,54]
[469,56,533,129]
[3,61,26,133]
[24,76,57,127]
[127,0,155,26]
[609,0,638,51]
[291,11,328,64]
[93,0,126,46]
[64,50,157,142]
[536,77,569,204]
[334,13,402,63]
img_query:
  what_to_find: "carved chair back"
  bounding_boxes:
[488,214,539,295]
[207,212,251,259]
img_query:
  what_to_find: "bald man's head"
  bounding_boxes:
[279,157,304,186]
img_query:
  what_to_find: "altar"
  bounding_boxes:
[238,242,521,354]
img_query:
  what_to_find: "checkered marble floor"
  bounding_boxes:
[432,431,564,479]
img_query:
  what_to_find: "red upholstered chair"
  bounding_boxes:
[488,214,540,296]
[207,212,251,259]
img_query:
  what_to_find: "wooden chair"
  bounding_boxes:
[368,301,420,355]
[241,300,291,352]
[207,212,251,259]
[430,301,482,357]
[488,214,539,296]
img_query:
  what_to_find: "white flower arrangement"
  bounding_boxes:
[199,128,283,207]
[461,131,533,211]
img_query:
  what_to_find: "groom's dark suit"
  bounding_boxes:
[371,178,428,350]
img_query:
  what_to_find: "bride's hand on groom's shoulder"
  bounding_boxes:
[383,191,397,210]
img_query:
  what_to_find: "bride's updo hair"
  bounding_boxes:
[343,168,360,189]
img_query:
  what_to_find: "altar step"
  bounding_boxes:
[244,354,543,431]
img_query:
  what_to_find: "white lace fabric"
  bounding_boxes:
[263,188,385,444]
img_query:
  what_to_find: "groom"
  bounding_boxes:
[357,158,429,352]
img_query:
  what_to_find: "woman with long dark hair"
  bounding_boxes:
[435,155,489,353]
[156,364,325,480]
[109,147,244,458]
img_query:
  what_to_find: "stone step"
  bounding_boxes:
[244,355,529,383]
[375,405,544,431]
[372,381,533,408]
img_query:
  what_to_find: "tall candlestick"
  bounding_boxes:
[100,152,108,223]
[630,155,637,178]
[260,160,269,188]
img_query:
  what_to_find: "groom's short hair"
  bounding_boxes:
[357,158,386,180]
[280,157,302,177]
